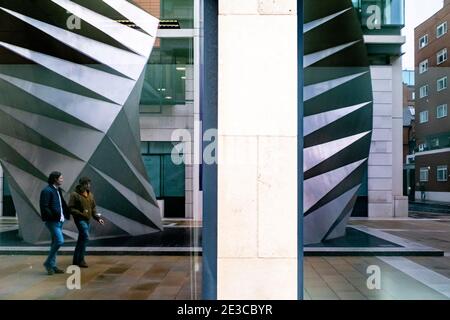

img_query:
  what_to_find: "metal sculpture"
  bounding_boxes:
[304,0,373,244]
[0,0,163,244]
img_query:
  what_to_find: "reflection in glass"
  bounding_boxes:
[141,38,194,107]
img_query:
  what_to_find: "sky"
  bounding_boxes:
[402,0,444,69]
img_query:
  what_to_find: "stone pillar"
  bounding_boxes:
[391,57,409,217]
[368,58,408,218]
[368,66,395,217]
[217,0,298,300]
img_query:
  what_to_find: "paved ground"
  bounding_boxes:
[0,255,201,300]
[2,215,450,299]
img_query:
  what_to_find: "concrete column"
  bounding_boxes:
[368,66,395,217]
[217,0,298,300]
[391,57,409,217]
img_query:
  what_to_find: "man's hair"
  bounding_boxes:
[48,171,62,185]
[79,177,91,186]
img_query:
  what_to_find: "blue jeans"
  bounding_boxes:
[73,220,90,265]
[44,221,64,269]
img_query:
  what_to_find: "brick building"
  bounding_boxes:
[414,0,450,202]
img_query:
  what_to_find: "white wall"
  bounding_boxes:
[217,0,298,300]
[415,191,450,202]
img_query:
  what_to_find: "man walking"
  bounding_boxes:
[69,177,104,268]
[40,171,70,275]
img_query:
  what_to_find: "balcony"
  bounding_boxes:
[352,0,405,31]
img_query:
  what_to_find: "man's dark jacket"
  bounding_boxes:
[40,185,70,222]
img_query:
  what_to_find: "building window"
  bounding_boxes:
[437,104,448,118]
[437,48,448,65]
[419,110,429,123]
[418,143,427,152]
[420,167,429,182]
[437,165,448,182]
[437,22,448,38]
[419,60,428,74]
[412,92,415,100]
[141,142,186,218]
[437,76,448,91]
[431,138,440,148]
[419,85,429,98]
[419,34,429,49]
[143,0,195,29]
[141,38,194,109]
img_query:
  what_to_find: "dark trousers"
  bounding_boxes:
[73,219,90,265]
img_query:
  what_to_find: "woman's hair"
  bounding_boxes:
[79,177,91,186]
[48,171,62,185]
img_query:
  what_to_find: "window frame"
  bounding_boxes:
[437,104,448,119]
[419,34,429,49]
[437,165,448,182]
[437,21,448,38]
[437,48,448,65]
[418,143,426,152]
[437,76,448,92]
[419,110,429,124]
[420,167,429,182]
[419,59,429,74]
[419,85,429,98]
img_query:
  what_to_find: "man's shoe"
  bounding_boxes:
[53,267,65,274]
[78,261,88,268]
[44,264,54,275]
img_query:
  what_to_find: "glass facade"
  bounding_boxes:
[403,70,415,86]
[141,142,186,218]
[352,0,405,28]
[135,0,194,29]
[140,38,194,107]
[160,0,194,29]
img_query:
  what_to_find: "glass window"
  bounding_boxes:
[419,34,429,49]
[136,0,194,29]
[437,166,448,182]
[419,85,429,98]
[141,142,186,218]
[356,0,405,27]
[437,104,448,118]
[431,138,440,148]
[437,21,448,38]
[419,60,428,74]
[418,143,426,152]
[419,110,429,123]
[420,167,429,182]
[437,76,448,91]
[160,0,194,29]
[437,48,448,64]
[141,38,194,108]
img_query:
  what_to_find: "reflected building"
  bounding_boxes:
[414,0,450,202]
[0,0,201,232]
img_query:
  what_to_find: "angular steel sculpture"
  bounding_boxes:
[303,0,373,244]
[0,0,163,244]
